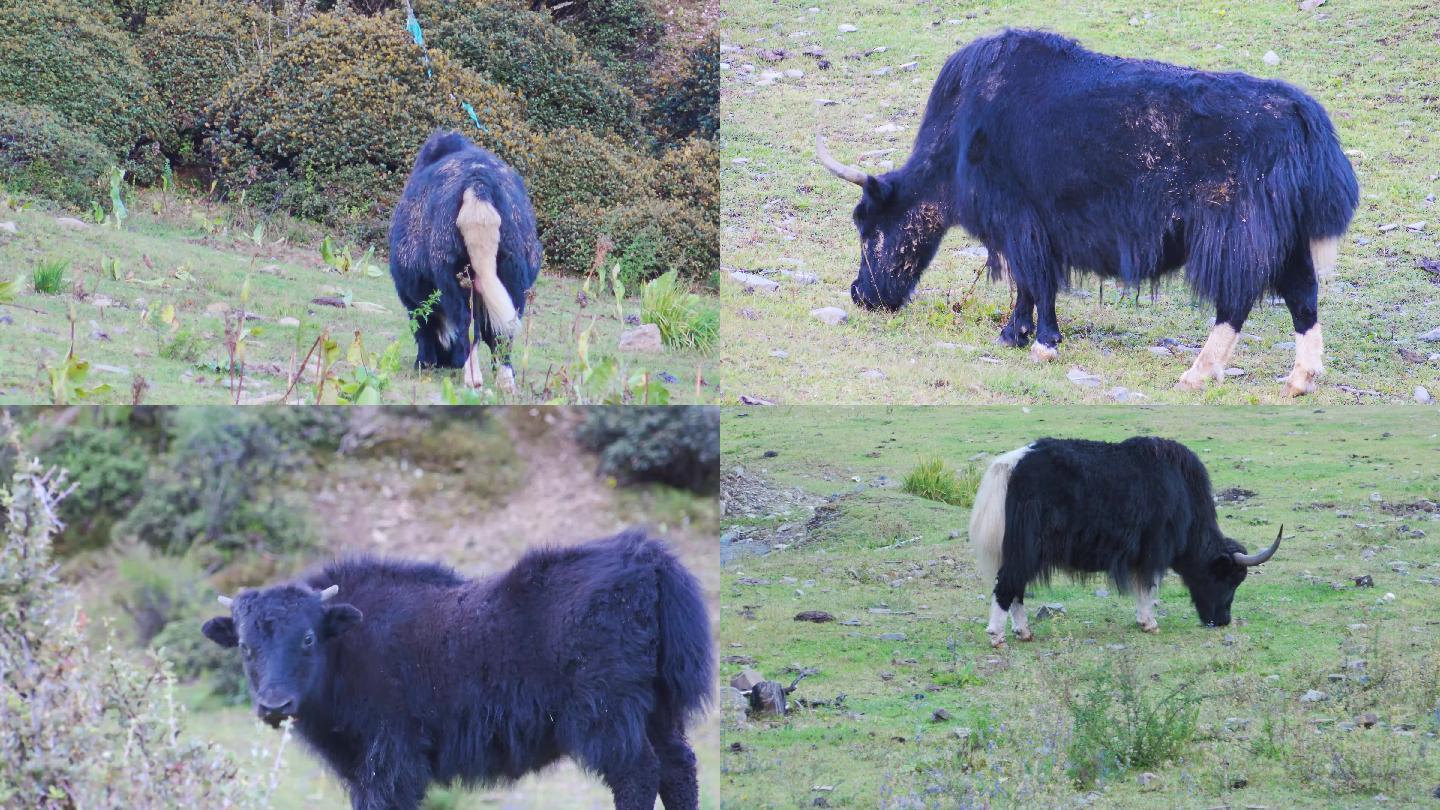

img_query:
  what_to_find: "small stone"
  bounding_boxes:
[787,271,819,285]
[1405,221,1427,231]
[1378,222,1400,232]
[1354,574,1374,587]
[814,97,838,106]
[55,217,90,229]
[795,610,835,623]
[1357,712,1378,728]
[0,221,16,234]
[1094,587,1109,598]
[811,306,848,325]
[1262,50,1281,66]
[278,316,301,327]
[1035,603,1066,620]
[1066,367,1102,387]
[1300,689,1328,703]
[860,369,885,380]
[931,708,951,722]
[770,350,789,359]
[1420,326,1440,342]
[205,302,230,314]
[784,69,805,78]
[618,323,664,353]
[1224,367,1245,377]
[837,23,857,32]
[898,61,919,71]
[730,669,765,692]
[874,122,902,133]
[878,632,907,641]
[1229,776,1249,789]
[1137,772,1158,787]
[730,271,779,292]
[1415,386,1433,404]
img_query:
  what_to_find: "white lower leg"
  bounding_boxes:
[987,597,1008,647]
[1177,323,1238,391]
[496,364,516,394]
[456,190,520,339]
[1135,581,1159,633]
[1009,601,1033,641]
[1029,342,1058,362]
[463,345,484,389]
[1284,323,1323,397]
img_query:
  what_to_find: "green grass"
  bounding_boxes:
[31,257,66,294]
[721,406,1440,807]
[644,269,721,352]
[900,457,979,507]
[719,0,1440,404]
[0,190,718,404]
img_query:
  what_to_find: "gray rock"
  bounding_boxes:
[618,323,664,353]
[1262,50,1281,66]
[1094,587,1109,598]
[0,221,16,234]
[878,632,907,641]
[811,306,848,326]
[1035,603,1066,620]
[730,669,765,692]
[1421,326,1440,342]
[1300,689,1329,703]
[278,316,301,327]
[1066,367,1102,387]
[1415,386,1433,404]
[55,217,90,229]
[731,271,779,292]
[814,98,838,106]
[837,23,857,32]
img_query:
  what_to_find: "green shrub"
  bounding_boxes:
[206,11,536,242]
[138,1,273,158]
[0,104,116,209]
[576,407,719,493]
[1,448,276,808]
[31,259,68,295]
[652,138,719,216]
[901,457,980,507]
[105,0,182,30]
[416,0,646,141]
[113,543,207,644]
[647,36,718,142]
[45,422,152,553]
[115,410,315,557]
[0,0,163,174]
[603,198,718,288]
[554,0,661,76]
[641,270,718,352]
[1065,657,1201,788]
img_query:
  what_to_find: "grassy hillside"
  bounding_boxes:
[719,0,1440,404]
[720,406,1440,807]
[0,193,717,404]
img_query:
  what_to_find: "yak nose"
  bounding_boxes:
[257,695,296,718]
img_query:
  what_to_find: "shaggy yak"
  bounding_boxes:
[389,130,541,392]
[201,531,713,810]
[817,29,1358,396]
[968,437,1282,647]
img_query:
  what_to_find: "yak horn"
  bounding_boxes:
[1233,525,1283,566]
[816,134,867,185]
[319,585,339,602]
[217,595,233,607]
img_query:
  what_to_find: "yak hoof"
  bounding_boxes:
[988,632,1007,648]
[1014,628,1034,642]
[497,365,517,394]
[1139,621,1160,634]
[1283,368,1316,398]
[1029,343,1058,363]
[1174,367,1216,392]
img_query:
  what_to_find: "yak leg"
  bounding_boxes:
[1134,573,1160,633]
[998,282,1034,349]
[602,744,661,810]
[1029,279,1061,362]
[1176,300,1251,391]
[986,597,1010,647]
[1279,241,1325,397]
[1008,600,1033,642]
[990,573,1031,646]
[649,715,699,810]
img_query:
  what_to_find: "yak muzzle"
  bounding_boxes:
[256,695,297,727]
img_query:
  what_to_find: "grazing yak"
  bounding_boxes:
[817,29,1358,396]
[201,531,712,810]
[967,437,1281,647]
[389,130,541,392]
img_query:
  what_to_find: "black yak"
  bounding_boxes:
[389,130,541,392]
[817,29,1358,396]
[967,437,1281,647]
[201,531,713,810]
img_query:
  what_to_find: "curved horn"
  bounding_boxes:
[1233,525,1282,567]
[319,584,339,602]
[217,595,233,607]
[816,134,868,185]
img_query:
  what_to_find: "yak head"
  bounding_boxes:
[1185,526,1283,627]
[816,135,949,311]
[202,583,362,728]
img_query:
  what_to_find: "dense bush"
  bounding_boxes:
[1,451,274,808]
[552,0,661,76]
[576,407,719,493]
[0,104,115,208]
[43,419,152,553]
[105,0,182,30]
[416,0,645,141]
[648,37,719,142]
[653,138,719,216]
[114,411,315,557]
[138,1,273,158]
[0,0,163,174]
[206,11,536,241]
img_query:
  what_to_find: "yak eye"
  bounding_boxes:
[302,632,315,649]
[239,642,252,657]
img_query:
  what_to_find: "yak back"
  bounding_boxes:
[918,29,1356,311]
[1003,436,1223,592]
[298,530,682,786]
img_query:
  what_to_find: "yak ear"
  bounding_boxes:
[1209,554,1242,578]
[202,617,238,648]
[322,604,363,640]
[863,175,893,205]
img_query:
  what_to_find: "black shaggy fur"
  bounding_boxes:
[201,531,713,810]
[388,130,541,370]
[999,437,1275,627]
[842,29,1358,352]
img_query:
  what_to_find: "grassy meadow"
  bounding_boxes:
[720,406,1440,807]
[719,0,1440,404]
[0,192,717,405]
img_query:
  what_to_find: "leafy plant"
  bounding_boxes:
[31,258,67,294]
[0,275,21,303]
[641,269,718,352]
[47,354,111,405]
[320,236,384,277]
[107,166,128,229]
[1064,656,1201,788]
[575,407,719,493]
[901,458,980,508]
